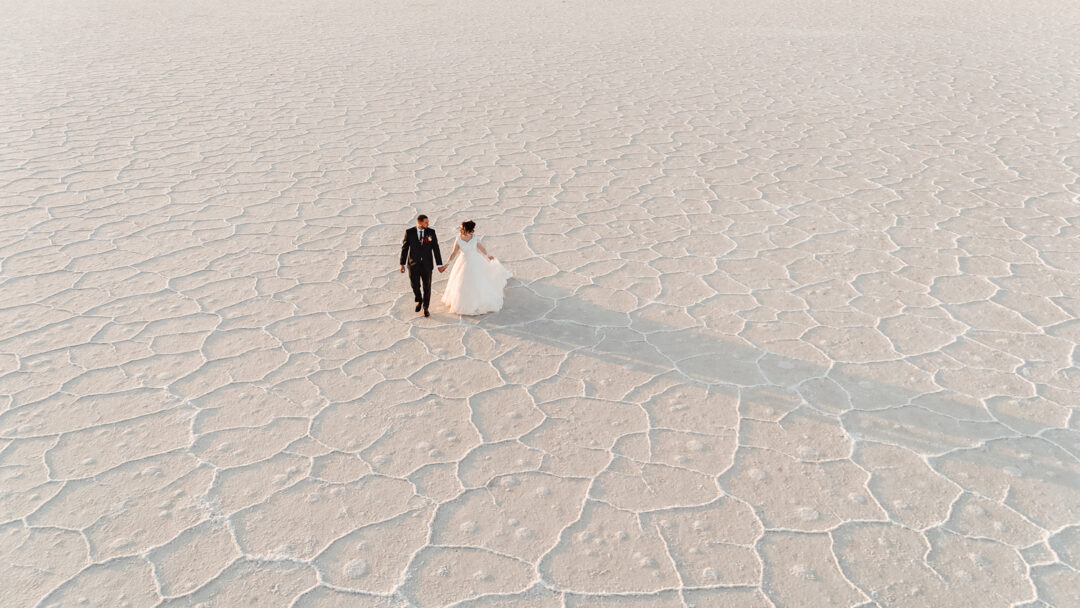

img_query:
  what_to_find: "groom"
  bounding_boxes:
[399,214,445,317]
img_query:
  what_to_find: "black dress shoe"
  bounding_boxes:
[423,309,430,317]
[415,302,422,312]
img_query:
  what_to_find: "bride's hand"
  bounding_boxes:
[488,256,494,261]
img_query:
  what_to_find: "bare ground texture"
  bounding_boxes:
[2,1,1080,606]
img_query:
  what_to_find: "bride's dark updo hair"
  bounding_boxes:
[461,220,476,234]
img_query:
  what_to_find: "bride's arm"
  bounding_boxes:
[438,242,458,272]
[477,241,494,260]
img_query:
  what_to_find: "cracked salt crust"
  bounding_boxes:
[2,0,1080,606]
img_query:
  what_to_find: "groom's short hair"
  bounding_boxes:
[417,214,428,222]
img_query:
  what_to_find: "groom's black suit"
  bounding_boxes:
[401,226,443,311]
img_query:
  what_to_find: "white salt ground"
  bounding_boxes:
[1,0,1079,606]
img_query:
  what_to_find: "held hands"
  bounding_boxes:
[438,265,447,273]
[488,256,494,261]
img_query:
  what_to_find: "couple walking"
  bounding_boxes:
[399,214,511,316]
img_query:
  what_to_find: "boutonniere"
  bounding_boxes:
[424,236,432,244]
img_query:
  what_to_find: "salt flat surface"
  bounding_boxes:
[2,1,1080,606]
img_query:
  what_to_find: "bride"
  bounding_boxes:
[439,220,511,315]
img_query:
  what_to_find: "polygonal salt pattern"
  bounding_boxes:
[2,0,1079,606]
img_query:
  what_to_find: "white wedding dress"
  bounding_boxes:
[441,236,512,315]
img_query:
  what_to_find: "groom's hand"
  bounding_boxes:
[438,265,446,273]
[400,265,405,273]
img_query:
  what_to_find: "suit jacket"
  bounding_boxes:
[401,227,443,270]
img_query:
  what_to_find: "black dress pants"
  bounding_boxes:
[409,264,433,309]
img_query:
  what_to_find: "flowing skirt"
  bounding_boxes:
[441,253,512,315]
